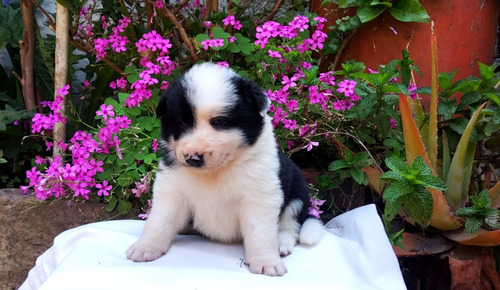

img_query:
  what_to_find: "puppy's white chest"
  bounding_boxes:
[188,191,243,242]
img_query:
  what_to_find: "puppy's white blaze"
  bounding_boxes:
[299,218,326,246]
[176,122,246,169]
[183,63,238,112]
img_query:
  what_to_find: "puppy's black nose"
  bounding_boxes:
[184,153,204,167]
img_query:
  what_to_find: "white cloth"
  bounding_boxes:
[20,204,405,290]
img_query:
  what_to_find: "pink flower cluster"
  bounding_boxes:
[94,17,131,59]
[74,2,96,39]
[255,16,362,152]
[309,197,325,218]
[31,85,68,134]
[22,90,135,200]
[98,18,177,109]
[136,30,172,54]
[222,15,242,30]
[255,16,326,50]
[132,172,152,198]
[200,38,225,50]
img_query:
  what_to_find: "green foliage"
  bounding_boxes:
[436,62,500,150]
[381,156,446,227]
[0,4,23,51]
[387,228,405,249]
[456,190,500,234]
[321,0,429,54]
[328,150,373,186]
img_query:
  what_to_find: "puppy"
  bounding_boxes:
[126,62,324,276]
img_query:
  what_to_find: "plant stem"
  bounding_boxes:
[158,6,199,62]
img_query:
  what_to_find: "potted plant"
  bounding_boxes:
[362,25,500,288]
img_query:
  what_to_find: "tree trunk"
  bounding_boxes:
[19,0,36,111]
[53,3,69,158]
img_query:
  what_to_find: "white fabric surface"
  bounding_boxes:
[20,204,405,290]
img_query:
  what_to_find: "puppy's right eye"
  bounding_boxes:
[175,120,185,128]
[210,117,230,129]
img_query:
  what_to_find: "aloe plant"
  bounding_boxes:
[365,23,500,246]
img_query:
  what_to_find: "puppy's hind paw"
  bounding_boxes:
[248,259,287,276]
[126,242,166,262]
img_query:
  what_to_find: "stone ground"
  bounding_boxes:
[0,188,137,289]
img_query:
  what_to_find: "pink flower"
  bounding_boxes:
[204,21,211,27]
[285,99,298,111]
[200,39,211,50]
[409,82,417,99]
[212,38,225,48]
[217,61,229,68]
[268,50,282,58]
[308,197,325,218]
[281,75,297,91]
[95,180,112,196]
[152,139,158,153]
[138,199,152,219]
[390,118,397,129]
[154,0,164,8]
[302,140,319,151]
[160,81,169,90]
[96,104,115,120]
[222,15,236,26]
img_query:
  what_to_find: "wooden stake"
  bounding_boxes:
[53,3,69,158]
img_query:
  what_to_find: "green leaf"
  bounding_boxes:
[195,33,209,44]
[385,156,409,176]
[388,228,405,249]
[350,168,367,185]
[118,93,130,105]
[106,196,119,212]
[383,180,413,203]
[410,155,429,175]
[417,186,434,219]
[417,175,447,191]
[357,6,386,23]
[144,153,157,164]
[0,5,23,49]
[464,217,483,234]
[315,175,338,192]
[212,27,231,39]
[118,199,132,215]
[382,83,410,95]
[438,98,457,120]
[438,70,458,92]
[389,0,430,23]
[328,159,348,171]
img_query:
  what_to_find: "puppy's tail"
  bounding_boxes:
[298,218,325,246]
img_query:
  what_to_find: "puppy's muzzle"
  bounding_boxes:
[184,153,204,167]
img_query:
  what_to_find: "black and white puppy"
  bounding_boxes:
[126,63,324,276]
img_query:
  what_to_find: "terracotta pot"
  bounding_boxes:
[313,0,500,102]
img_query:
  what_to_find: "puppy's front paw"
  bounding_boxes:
[247,258,287,276]
[278,233,296,257]
[126,241,167,262]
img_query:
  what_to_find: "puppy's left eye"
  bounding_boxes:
[210,117,230,129]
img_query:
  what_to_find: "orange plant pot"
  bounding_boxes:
[313,0,500,102]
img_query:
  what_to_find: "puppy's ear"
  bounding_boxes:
[156,92,168,118]
[233,77,270,115]
[156,79,182,118]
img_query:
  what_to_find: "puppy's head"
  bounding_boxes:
[157,63,270,170]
